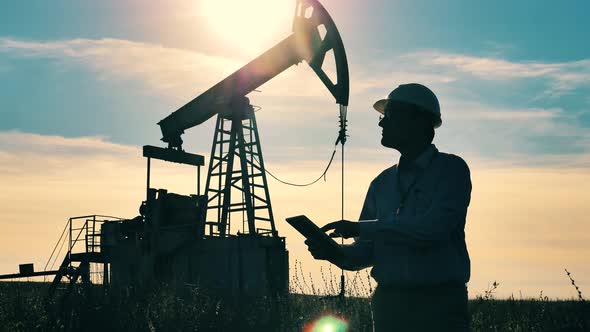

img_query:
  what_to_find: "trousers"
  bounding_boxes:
[371,283,470,332]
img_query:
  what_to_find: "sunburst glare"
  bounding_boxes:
[198,0,293,55]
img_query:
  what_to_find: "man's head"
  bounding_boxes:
[373,83,441,150]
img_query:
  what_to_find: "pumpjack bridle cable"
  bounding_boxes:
[257,146,338,187]
[250,106,349,298]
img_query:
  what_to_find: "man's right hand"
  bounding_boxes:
[305,238,337,262]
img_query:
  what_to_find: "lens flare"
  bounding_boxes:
[303,314,348,332]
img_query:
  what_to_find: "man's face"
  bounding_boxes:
[379,102,426,149]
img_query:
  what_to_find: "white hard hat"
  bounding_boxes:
[373,83,442,128]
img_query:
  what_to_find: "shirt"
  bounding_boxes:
[339,144,471,287]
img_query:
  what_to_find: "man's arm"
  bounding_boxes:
[358,156,471,248]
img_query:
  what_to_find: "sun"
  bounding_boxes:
[198,0,294,54]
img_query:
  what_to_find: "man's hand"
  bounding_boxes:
[305,220,359,262]
[321,220,360,239]
[305,238,337,261]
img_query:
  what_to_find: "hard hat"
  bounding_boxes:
[373,83,442,128]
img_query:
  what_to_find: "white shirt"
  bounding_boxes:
[340,144,471,287]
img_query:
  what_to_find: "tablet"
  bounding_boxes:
[286,215,344,258]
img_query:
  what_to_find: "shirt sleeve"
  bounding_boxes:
[337,180,376,270]
[358,156,471,248]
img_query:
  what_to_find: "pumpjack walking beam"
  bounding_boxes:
[157,0,349,150]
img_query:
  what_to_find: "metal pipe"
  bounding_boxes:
[68,218,72,268]
[0,270,60,280]
[146,157,151,201]
[197,165,201,196]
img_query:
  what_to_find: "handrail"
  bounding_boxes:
[44,214,124,275]
[43,219,69,272]
[68,214,125,221]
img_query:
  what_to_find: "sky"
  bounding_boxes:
[1,0,589,299]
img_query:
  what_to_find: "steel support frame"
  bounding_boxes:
[204,104,276,237]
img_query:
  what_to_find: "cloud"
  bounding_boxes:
[343,93,590,168]
[342,51,590,164]
[435,99,590,165]
[0,130,589,299]
[404,50,590,97]
[469,109,558,120]
[0,37,242,102]
[445,104,562,121]
[348,50,590,101]
[3,36,590,100]
[0,37,340,103]
[0,131,135,156]
[1,37,589,166]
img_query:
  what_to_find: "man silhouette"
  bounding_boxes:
[306,83,472,331]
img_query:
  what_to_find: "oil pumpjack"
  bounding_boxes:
[0,0,350,300]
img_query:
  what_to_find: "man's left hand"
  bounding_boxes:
[321,220,360,239]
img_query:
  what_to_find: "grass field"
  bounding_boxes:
[0,270,588,332]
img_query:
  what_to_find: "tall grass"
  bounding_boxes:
[0,267,587,331]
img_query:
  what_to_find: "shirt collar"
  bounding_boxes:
[398,144,438,170]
